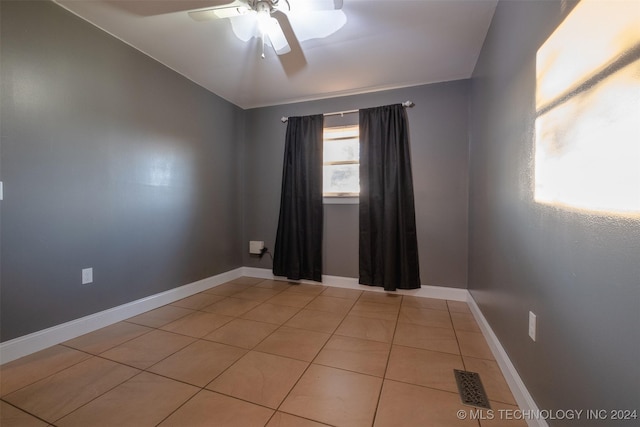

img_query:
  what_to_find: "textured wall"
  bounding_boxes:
[469,1,640,424]
[1,1,243,341]
[243,81,470,288]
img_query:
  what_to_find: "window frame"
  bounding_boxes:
[322,124,360,201]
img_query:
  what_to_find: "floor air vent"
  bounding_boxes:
[454,369,491,409]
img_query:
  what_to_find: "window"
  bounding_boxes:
[323,125,360,197]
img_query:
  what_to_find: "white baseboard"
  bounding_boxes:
[242,267,469,301]
[466,296,547,427]
[0,262,539,427]
[0,268,244,365]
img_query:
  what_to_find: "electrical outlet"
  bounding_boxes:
[249,241,264,255]
[528,311,537,341]
[82,268,93,285]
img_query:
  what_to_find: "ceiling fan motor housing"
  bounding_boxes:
[250,0,282,14]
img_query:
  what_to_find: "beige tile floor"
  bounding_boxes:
[0,277,526,427]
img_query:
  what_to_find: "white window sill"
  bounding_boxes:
[323,196,359,205]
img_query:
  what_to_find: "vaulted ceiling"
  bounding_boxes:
[54,0,497,109]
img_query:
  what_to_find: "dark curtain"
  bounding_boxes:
[273,114,324,282]
[359,104,421,290]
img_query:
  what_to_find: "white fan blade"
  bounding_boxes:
[266,17,291,55]
[188,1,249,21]
[289,0,343,11]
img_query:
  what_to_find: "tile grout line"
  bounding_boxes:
[159,283,495,425]
[263,284,357,426]
[446,301,468,371]
[152,279,328,426]
[369,292,404,427]
[152,286,481,426]
[1,278,507,426]
[47,315,216,425]
[30,280,274,426]
[0,327,153,418]
[262,286,378,425]
[3,281,335,425]
[1,397,53,426]
[446,302,484,427]
[0,348,92,401]
[150,277,280,427]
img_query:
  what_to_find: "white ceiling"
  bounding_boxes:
[54,0,497,109]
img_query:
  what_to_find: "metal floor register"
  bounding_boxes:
[454,369,491,409]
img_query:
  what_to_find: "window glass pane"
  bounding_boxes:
[323,164,360,194]
[324,126,358,140]
[323,124,360,197]
[324,138,359,163]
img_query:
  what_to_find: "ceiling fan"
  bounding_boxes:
[188,0,344,58]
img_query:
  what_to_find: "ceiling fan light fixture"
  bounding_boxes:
[189,0,340,58]
[254,1,291,57]
[256,4,271,34]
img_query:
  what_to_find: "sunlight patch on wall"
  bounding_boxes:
[535,0,640,215]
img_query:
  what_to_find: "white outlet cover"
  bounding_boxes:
[528,311,537,341]
[249,241,264,254]
[82,268,93,285]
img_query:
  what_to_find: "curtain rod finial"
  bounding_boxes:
[281,117,288,123]
[402,101,415,108]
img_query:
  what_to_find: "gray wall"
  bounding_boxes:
[243,81,470,288]
[469,1,640,424]
[0,1,243,341]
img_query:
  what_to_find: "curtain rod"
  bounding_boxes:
[280,101,415,123]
